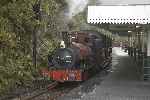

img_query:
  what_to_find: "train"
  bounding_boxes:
[41,31,112,82]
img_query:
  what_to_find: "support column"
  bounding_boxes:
[128,35,133,56]
[140,31,146,80]
[144,29,150,80]
[132,33,136,57]
[136,32,140,61]
[137,32,144,65]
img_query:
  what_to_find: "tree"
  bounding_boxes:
[0,0,67,94]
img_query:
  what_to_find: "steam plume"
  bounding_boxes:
[65,0,89,19]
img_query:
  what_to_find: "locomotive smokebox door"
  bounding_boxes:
[62,31,71,47]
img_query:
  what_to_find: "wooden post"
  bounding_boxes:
[32,0,41,69]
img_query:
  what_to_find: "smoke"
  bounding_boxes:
[65,0,89,19]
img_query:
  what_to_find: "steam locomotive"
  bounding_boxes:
[41,31,112,82]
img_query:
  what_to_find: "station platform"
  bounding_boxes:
[58,47,150,100]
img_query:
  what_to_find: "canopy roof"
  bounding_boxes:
[88,5,150,24]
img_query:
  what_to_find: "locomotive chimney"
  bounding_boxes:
[62,31,71,48]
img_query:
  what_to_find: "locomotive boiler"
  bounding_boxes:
[41,31,112,82]
[52,43,91,68]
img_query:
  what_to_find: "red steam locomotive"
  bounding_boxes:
[41,31,111,82]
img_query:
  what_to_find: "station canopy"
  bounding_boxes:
[88,5,150,24]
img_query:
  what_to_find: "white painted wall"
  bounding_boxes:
[88,5,150,24]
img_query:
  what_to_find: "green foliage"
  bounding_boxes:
[0,0,67,94]
[70,11,87,30]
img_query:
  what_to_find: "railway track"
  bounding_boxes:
[11,81,80,100]
[18,61,111,100]
[12,81,58,100]
[31,82,81,100]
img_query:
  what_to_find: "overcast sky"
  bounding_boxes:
[98,0,150,5]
